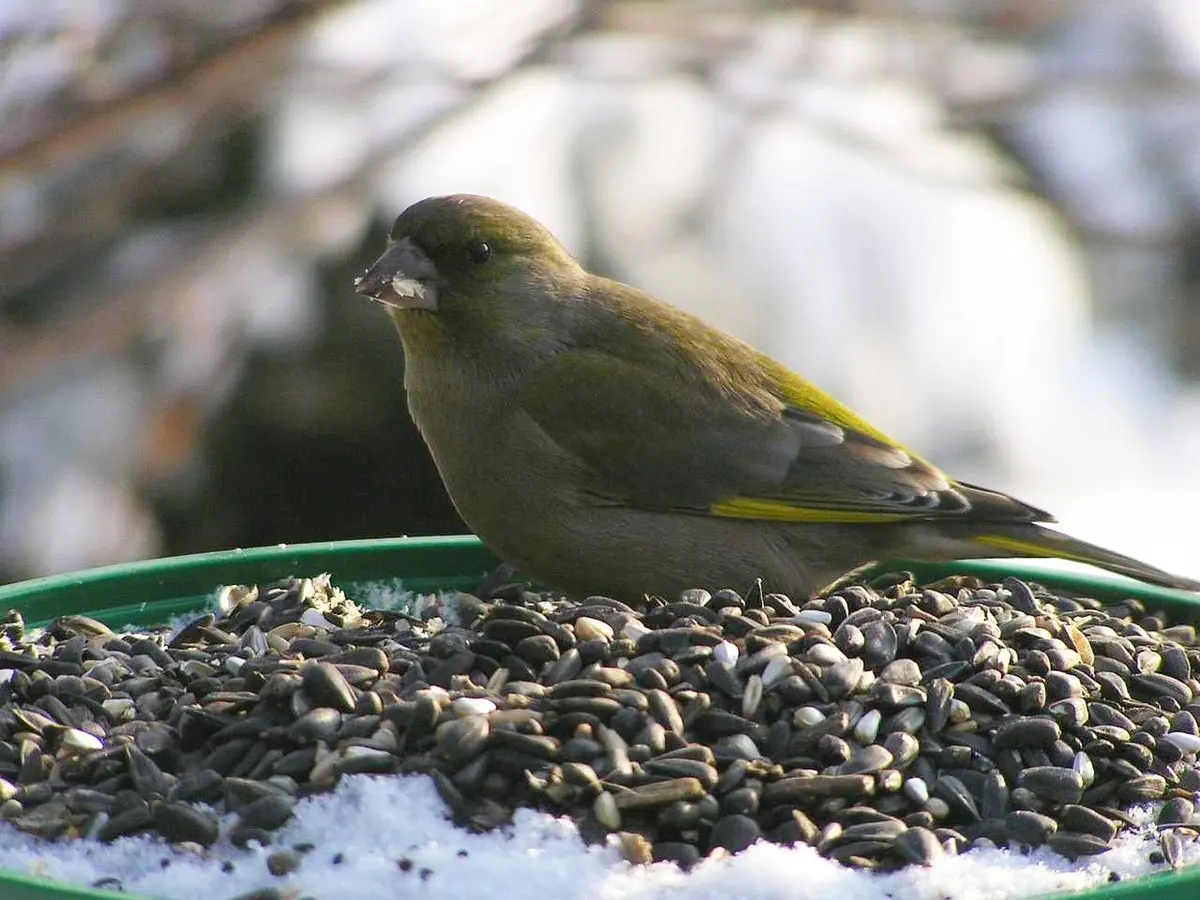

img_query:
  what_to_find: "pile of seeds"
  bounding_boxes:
[1,570,1199,875]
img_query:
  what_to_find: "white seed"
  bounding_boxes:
[267,775,298,794]
[416,686,450,707]
[598,725,632,777]
[180,659,216,678]
[622,620,650,641]
[452,697,497,717]
[309,742,337,784]
[756,642,788,661]
[926,797,950,819]
[742,674,764,719]
[1063,623,1094,665]
[713,641,739,668]
[794,707,826,728]
[101,699,135,722]
[795,610,833,626]
[1056,649,1082,670]
[761,655,792,686]
[594,790,621,829]
[1163,732,1200,755]
[948,699,972,724]
[370,723,399,751]
[340,744,392,764]
[300,608,337,630]
[486,667,510,693]
[817,822,843,850]
[1073,751,1096,787]
[807,643,847,666]
[854,709,882,744]
[904,777,929,804]
[268,622,309,643]
[574,616,614,642]
[720,733,764,760]
[241,625,268,657]
[217,584,257,614]
[1136,650,1163,675]
[877,769,903,792]
[59,728,104,754]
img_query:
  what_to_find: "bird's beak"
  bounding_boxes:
[354,237,440,312]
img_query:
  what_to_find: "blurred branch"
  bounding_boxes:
[0,8,577,398]
[0,4,327,168]
[0,205,298,395]
[0,4,336,306]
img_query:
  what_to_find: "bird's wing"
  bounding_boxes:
[516,347,1051,525]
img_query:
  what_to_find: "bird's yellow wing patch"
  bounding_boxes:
[709,496,911,523]
[773,374,901,450]
[973,533,1092,565]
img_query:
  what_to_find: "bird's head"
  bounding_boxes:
[355,194,583,355]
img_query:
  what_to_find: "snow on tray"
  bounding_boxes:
[0,773,1191,900]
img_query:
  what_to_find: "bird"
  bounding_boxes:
[354,194,1200,601]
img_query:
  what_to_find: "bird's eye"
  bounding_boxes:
[467,240,491,265]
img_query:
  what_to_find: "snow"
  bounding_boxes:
[0,774,1191,900]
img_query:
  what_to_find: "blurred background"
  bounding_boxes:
[1,0,1198,586]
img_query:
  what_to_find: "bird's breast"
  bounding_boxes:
[403,360,581,549]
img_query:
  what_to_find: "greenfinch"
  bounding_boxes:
[355,194,1199,600]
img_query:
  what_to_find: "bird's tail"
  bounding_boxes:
[961,524,1200,592]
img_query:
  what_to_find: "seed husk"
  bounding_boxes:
[708,814,761,853]
[1158,796,1195,827]
[1006,810,1058,846]
[993,716,1060,750]
[1019,767,1084,804]
[1117,774,1167,803]
[892,825,942,866]
[1160,828,1185,869]
[1059,805,1118,842]
[612,778,706,810]
[763,775,875,806]
[1047,830,1112,858]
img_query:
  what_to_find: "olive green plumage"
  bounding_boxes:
[354,194,1200,599]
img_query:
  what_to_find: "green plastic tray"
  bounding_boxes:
[0,536,1197,900]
